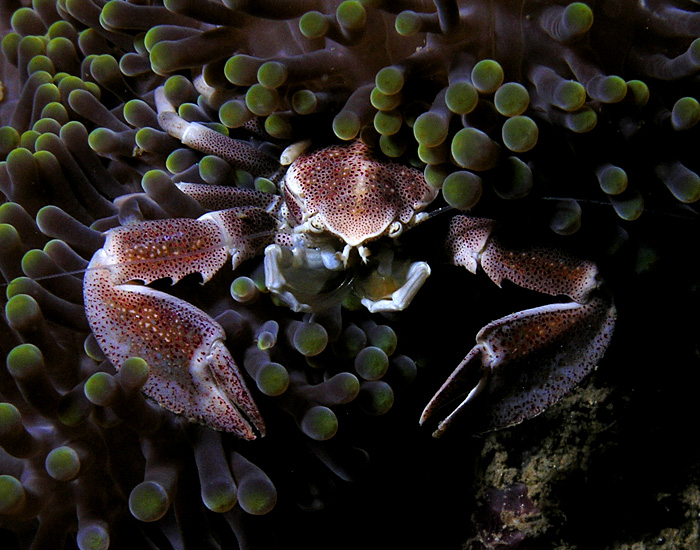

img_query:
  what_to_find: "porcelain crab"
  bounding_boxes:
[83,86,616,440]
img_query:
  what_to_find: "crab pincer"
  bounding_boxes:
[84,207,277,439]
[420,216,617,436]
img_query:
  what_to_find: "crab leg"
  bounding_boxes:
[155,86,281,179]
[420,216,616,436]
[84,207,278,438]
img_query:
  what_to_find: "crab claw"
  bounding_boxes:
[420,215,616,436]
[84,209,277,438]
[420,297,616,436]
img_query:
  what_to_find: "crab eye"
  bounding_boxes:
[388,221,403,238]
[309,218,325,232]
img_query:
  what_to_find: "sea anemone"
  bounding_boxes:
[1,1,699,549]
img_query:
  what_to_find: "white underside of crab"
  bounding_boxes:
[81,87,617,439]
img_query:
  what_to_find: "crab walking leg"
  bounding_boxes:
[84,208,278,438]
[420,215,616,436]
[155,86,281,178]
[446,216,601,300]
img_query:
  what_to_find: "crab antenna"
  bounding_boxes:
[426,205,456,220]
[541,196,698,219]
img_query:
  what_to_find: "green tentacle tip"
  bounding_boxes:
[129,481,170,522]
[0,402,22,431]
[391,355,418,385]
[299,11,329,38]
[6,343,44,379]
[224,55,259,86]
[336,1,367,30]
[609,190,644,220]
[418,143,448,165]
[292,90,318,114]
[76,523,110,550]
[549,200,582,235]
[257,61,288,89]
[120,357,150,390]
[0,125,20,159]
[163,74,196,104]
[6,146,36,174]
[423,163,451,188]
[255,362,289,396]
[11,7,46,36]
[690,36,700,59]
[45,446,81,481]
[370,87,402,111]
[264,112,293,139]
[301,405,339,440]
[18,35,45,59]
[20,247,49,275]
[293,322,329,357]
[395,11,422,36]
[554,80,586,111]
[494,82,530,116]
[413,111,449,147]
[20,130,40,149]
[562,2,594,37]
[671,97,700,131]
[565,106,597,133]
[596,164,628,195]
[494,156,534,199]
[42,101,69,124]
[358,381,394,415]
[451,128,499,171]
[201,481,237,513]
[337,324,367,358]
[0,222,20,248]
[34,117,62,135]
[134,127,167,153]
[84,334,106,362]
[28,55,55,76]
[237,475,277,516]
[333,111,361,140]
[199,154,232,184]
[375,66,405,95]
[141,169,171,191]
[471,59,504,94]
[442,170,483,210]
[379,134,406,158]
[655,162,700,203]
[245,84,279,116]
[254,177,277,194]
[0,475,25,514]
[592,75,627,103]
[219,99,251,128]
[445,80,479,115]
[367,325,398,355]
[502,115,539,153]
[626,80,649,107]
[84,372,117,407]
[231,276,259,303]
[87,127,115,155]
[327,372,361,403]
[374,110,403,135]
[57,391,91,427]
[354,346,389,380]
[90,53,121,81]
